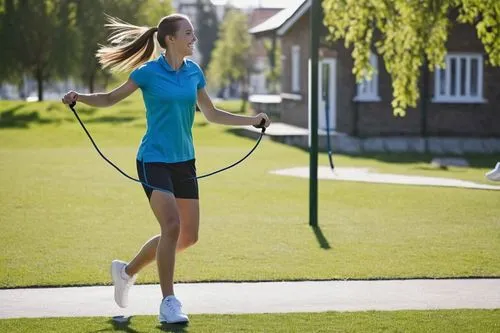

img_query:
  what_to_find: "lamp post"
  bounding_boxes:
[309,0,320,227]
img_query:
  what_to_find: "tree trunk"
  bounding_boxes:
[88,72,95,94]
[240,99,248,114]
[36,68,44,101]
[240,78,249,113]
[18,80,25,100]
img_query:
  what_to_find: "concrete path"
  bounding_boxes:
[1,279,499,319]
[271,166,500,191]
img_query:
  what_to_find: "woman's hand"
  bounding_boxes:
[62,91,78,105]
[253,113,271,128]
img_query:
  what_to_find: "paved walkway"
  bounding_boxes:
[271,166,500,191]
[240,124,500,190]
[1,279,499,319]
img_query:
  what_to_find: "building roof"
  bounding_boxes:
[248,7,283,29]
[248,0,309,37]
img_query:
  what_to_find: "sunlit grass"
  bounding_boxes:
[0,96,499,288]
[1,310,499,333]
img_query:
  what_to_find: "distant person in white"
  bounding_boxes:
[485,162,500,181]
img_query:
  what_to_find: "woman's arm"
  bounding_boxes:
[62,79,138,107]
[197,88,270,127]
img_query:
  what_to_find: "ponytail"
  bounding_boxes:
[96,13,190,72]
[96,16,159,72]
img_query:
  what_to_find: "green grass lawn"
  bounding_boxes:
[1,310,499,333]
[0,95,499,288]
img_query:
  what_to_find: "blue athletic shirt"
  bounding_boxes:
[130,54,206,163]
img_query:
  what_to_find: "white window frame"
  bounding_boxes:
[354,53,381,102]
[291,45,301,92]
[433,53,486,103]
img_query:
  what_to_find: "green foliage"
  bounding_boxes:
[75,0,173,93]
[0,0,173,97]
[135,0,173,27]
[323,0,500,117]
[74,0,107,93]
[263,39,282,93]
[74,0,170,93]
[206,9,252,89]
[455,0,500,66]
[195,0,219,69]
[0,0,20,83]
[53,0,79,79]
[4,0,80,101]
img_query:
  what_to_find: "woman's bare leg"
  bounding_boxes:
[125,235,160,276]
[149,190,180,297]
[124,198,200,276]
[176,198,200,251]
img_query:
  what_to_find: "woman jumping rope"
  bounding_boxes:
[62,13,270,324]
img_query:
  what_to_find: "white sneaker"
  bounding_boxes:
[485,162,500,181]
[159,295,189,324]
[110,260,137,308]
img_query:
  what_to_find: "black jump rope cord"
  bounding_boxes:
[68,102,266,192]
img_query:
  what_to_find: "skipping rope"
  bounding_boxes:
[68,102,266,192]
[324,98,335,171]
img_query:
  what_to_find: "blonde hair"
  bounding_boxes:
[96,14,190,71]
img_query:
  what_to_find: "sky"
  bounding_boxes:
[211,0,296,8]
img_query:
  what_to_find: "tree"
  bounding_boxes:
[75,0,137,93]
[0,0,77,99]
[9,0,79,101]
[207,9,251,111]
[136,0,174,27]
[323,0,500,116]
[53,0,79,80]
[75,0,173,93]
[195,0,219,69]
[74,0,107,93]
[0,0,173,98]
[0,0,22,85]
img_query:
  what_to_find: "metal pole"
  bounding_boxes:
[309,0,320,226]
[420,57,429,153]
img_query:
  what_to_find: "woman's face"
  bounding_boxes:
[170,19,197,57]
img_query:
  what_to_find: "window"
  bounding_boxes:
[291,45,300,92]
[434,53,484,103]
[354,53,380,102]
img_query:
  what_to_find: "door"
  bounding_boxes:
[318,58,336,131]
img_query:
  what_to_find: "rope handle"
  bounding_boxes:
[253,118,267,133]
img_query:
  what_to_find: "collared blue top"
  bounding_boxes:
[130,54,206,163]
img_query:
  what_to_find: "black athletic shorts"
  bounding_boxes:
[136,159,199,200]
